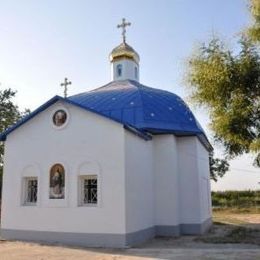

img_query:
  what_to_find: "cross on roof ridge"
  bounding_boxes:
[60,77,72,98]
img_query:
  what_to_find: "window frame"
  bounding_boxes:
[79,175,98,207]
[23,177,38,206]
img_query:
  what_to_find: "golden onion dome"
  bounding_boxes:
[110,42,140,64]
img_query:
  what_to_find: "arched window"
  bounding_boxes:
[24,177,38,205]
[117,64,122,77]
[135,67,138,79]
[49,164,65,199]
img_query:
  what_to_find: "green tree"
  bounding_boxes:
[185,0,260,178]
[186,37,260,173]
[248,0,260,42]
[0,89,26,198]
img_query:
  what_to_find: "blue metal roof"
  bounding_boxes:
[69,80,205,133]
[0,80,212,150]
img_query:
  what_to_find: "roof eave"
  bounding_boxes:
[124,125,152,141]
[141,127,213,152]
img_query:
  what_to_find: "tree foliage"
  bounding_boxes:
[248,0,260,42]
[187,38,260,168]
[210,153,230,182]
[0,89,27,198]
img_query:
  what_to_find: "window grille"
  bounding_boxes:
[81,176,98,205]
[25,178,38,205]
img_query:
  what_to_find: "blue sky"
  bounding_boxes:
[0,0,259,190]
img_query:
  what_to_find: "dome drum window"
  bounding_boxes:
[117,64,122,77]
[135,67,138,79]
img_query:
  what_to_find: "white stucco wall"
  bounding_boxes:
[124,131,154,233]
[1,101,126,234]
[153,135,180,226]
[196,139,212,221]
[177,137,211,224]
[124,133,211,232]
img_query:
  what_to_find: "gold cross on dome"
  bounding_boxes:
[60,77,72,98]
[117,18,131,43]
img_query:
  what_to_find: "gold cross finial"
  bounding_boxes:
[60,77,72,98]
[117,18,131,43]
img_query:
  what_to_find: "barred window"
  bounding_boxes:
[24,178,38,205]
[80,175,98,205]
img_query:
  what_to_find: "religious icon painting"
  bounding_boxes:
[49,164,65,199]
[52,109,67,127]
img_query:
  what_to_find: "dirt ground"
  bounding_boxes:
[0,212,259,260]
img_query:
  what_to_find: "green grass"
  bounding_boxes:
[213,207,260,214]
[212,190,260,208]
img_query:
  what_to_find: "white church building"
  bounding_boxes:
[0,19,212,248]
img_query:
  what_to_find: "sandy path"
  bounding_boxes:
[0,213,259,260]
[0,240,260,260]
[232,214,260,224]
